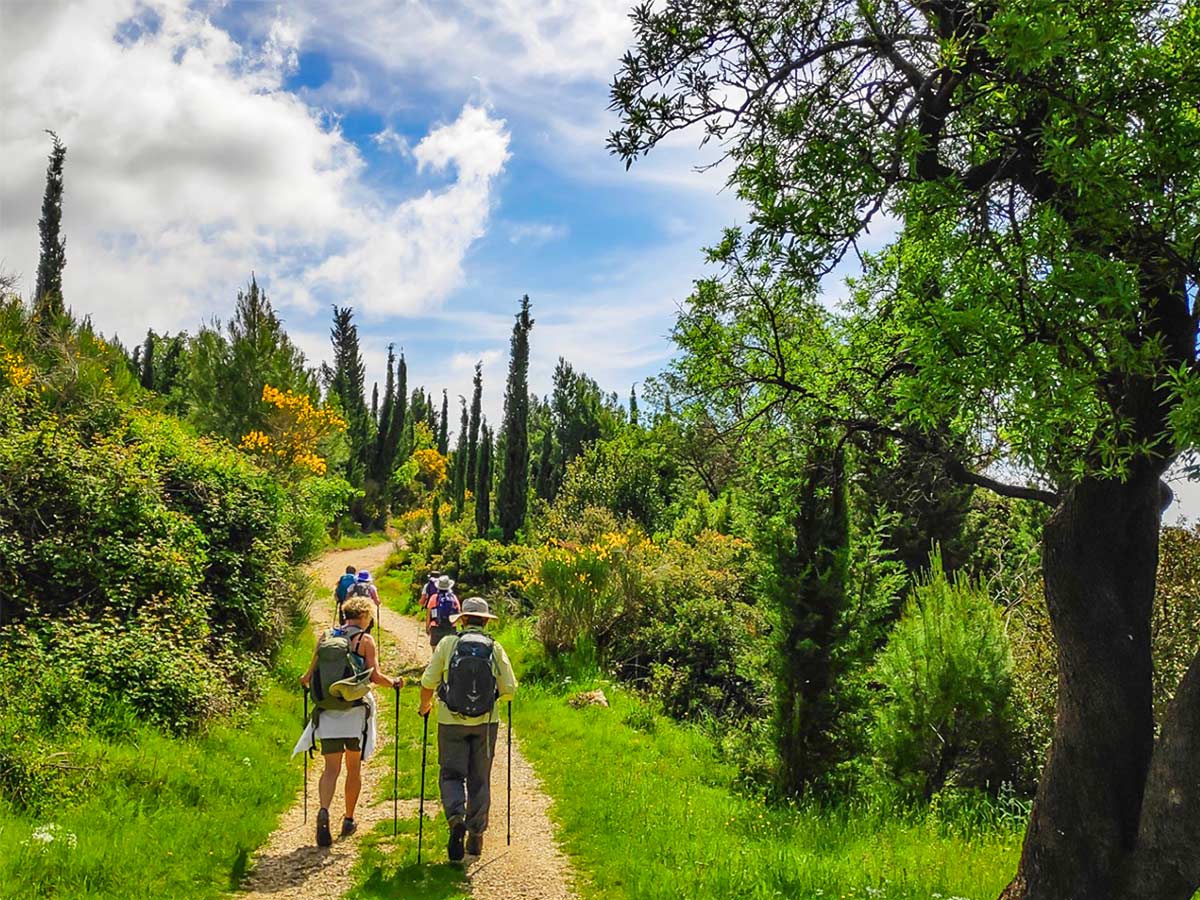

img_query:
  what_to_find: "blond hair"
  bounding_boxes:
[341,596,375,625]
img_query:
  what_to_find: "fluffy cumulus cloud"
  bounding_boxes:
[0,0,509,337]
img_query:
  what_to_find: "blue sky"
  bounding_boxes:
[1,0,741,428]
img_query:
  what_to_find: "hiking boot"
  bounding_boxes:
[340,817,357,838]
[466,832,483,856]
[447,818,467,862]
[316,808,332,847]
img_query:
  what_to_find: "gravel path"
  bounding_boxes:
[235,541,577,900]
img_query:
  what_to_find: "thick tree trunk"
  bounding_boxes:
[1002,472,1200,900]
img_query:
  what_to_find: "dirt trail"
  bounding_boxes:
[235,541,577,900]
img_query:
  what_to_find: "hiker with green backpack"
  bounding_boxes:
[418,597,517,861]
[296,595,404,847]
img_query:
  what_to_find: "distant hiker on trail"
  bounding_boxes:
[295,596,403,847]
[425,574,460,648]
[347,569,381,631]
[334,565,357,623]
[418,597,517,861]
[423,570,441,613]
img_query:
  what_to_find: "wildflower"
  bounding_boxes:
[23,823,77,850]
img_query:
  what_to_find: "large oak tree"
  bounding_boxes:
[611,2,1200,898]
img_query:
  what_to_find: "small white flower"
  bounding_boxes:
[242,757,252,767]
[23,823,76,850]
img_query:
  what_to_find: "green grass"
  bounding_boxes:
[352,612,1023,900]
[0,636,314,899]
[324,527,392,552]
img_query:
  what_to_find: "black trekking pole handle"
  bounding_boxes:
[507,700,512,847]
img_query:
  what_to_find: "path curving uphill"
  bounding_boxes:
[234,540,577,900]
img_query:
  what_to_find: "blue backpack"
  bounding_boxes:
[335,573,356,602]
[433,590,459,625]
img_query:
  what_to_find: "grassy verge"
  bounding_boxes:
[0,635,313,899]
[325,527,392,552]
[351,613,1022,899]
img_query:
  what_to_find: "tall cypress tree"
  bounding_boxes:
[388,352,408,461]
[328,306,369,486]
[425,389,438,432]
[475,422,492,536]
[371,382,379,426]
[466,362,483,488]
[453,397,469,517]
[438,389,450,455]
[497,295,533,542]
[140,330,156,390]
[374,346,396,479]
[630,383,639,427]
[34,131,67,322]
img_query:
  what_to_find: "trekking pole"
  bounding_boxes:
[393,683,400,837]
[303,687,310,824]
[418,712,430,863]
[507,700,512,847]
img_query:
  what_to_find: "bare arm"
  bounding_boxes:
[358,634,403,689]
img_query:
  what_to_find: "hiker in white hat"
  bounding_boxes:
[425,573,460,648]
[418,597,518,861]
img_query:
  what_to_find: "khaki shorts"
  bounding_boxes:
[320,736,362,754]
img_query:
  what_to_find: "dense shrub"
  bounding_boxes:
[0,306,341,759]
[869,555,1018,799]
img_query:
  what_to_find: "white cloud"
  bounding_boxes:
[507,221,568,245]
[0,1,509,338]
[371,127,409,155]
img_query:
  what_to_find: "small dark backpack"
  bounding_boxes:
[440,632,498,717]
[348,580,372,599]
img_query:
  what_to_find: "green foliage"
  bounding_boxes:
[870,553,1017,799]
[0,636,312,898]
[497,296,533,542]
[549,428,679,534]
[509,669,1020,900]
[34,131,67,321]
[185,276,317,443]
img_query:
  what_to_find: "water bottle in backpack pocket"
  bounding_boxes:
[439,632,498,717]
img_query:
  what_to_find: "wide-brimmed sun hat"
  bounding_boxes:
[357,570,372,582]
[450,596,498,624]
[436,575,455,591]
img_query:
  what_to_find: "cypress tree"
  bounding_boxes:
[453,397,469,517]
[371,382,379,426]
[328,306,369,486]
[475,422,492,536]
[438,389,450,455]
[374,346,395,479]
[389,352,408,461]
[34,131,67,322]
[497,295,533,542]
[426,389,437,432]
[140,331,156,391]
[466,362,482,488]
[630,383,639,427]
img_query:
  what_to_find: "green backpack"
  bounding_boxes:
[311,626,373,712]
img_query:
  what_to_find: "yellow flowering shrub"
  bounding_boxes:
[239,384,345,476]
[411,448,449,489]
[1,350,35,392]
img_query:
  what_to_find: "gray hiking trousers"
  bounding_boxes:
[438,722,500,834]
